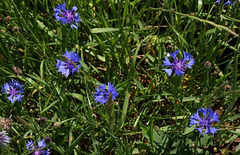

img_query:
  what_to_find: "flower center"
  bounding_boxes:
[173,59,185,70]
[9,87,18,96]
[199,118,210,128]
[63,10,74,21]
[103,91,109,99]
[65,61,75,69]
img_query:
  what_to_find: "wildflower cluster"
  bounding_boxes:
[2,1,235,154]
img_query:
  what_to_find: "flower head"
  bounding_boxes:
[0,130,11,148]
[162,50,195,77]
[54,3,81,29]
[26,140,35,151]
[26,139,50,155]
[0,118,13,130]
[1,80,24,103]
[216,0,238,5]
[56,51,82,78]
[93,82,119,104]
[189,108,220,135]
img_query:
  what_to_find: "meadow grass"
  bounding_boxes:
[0,0,240,154]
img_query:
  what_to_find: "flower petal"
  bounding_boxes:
[162,56,172,66]
[170,50,179,59]
[162,69,172,76]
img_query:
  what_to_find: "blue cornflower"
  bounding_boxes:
[56,51,82,78]
[216,0,238,5]
[190,108,220,135]
[1,80,24,103]
[54,3,82,29]
[93,82,119,104]
[26,139,50,155]
[0,130,11,148]
[162,50,195,77]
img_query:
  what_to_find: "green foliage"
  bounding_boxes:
[0,0,240,154]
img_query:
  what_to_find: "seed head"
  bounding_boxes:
[0,118,12,130]
[12,65,22,75]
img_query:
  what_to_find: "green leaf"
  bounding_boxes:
[70,93,83,101]
[199,134,213,146]
[134,78,143,90]
[120,89,129,128]
[236,143,240,152]
[182,126,195,135]
[91,28,120,33]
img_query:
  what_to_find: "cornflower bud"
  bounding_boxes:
[167,44,173,50]
[6,16,10,20]
[40,117,46,123]
[54,122,60,127]
[225,85,231,91]
[154,125,159,131]
[13,26,19,31]
[204,61,211,68]
[44,137,51,143]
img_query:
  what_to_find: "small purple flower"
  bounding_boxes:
[93,82,119,104]
[162,50,195,77]
[1,80,24,103]
[26,140,35,151]
[54,3,82,29]
[190,108,220,135]
[0,130,11,148]
[56,51,82,78]
[26,139,50,155]
[216,0,238,5]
